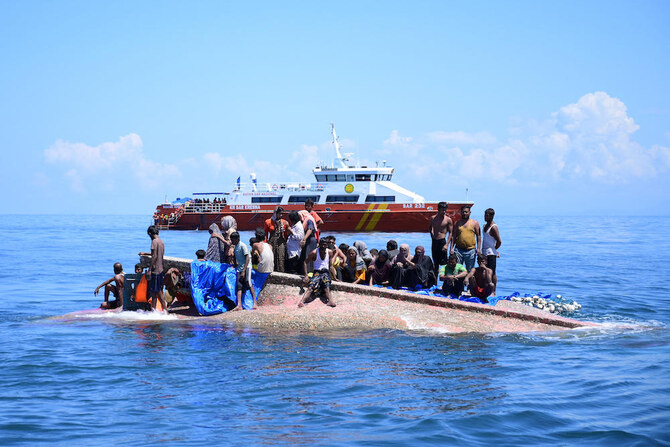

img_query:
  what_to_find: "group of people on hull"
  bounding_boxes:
[95,199,501,311]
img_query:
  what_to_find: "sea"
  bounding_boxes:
[0,215,668,446]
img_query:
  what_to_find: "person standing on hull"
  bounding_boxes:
[304,198,323,239]
[264,206,289,272]
[298,238,336,308]
[482,208,502,294]
[231,231,257,310]
[429,201,453,279]
[450,205,481,273]
[139,225,168,311]
[286,210,305,275]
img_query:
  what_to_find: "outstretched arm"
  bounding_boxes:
[94,277,114,295]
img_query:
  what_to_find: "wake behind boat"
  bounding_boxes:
[153,124,473,231]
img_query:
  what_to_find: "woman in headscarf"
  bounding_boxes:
[205,222,226,263]
[264,206,290,272]
[368,249,392,286]
[342,246,367,284]
[353,240,373,266]
[391,244,413,289]
[217,216,237,264]
[404,245,436,289]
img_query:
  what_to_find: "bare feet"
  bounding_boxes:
[326,301,336,307]
[231,305,243,311]
[298,302,304,308]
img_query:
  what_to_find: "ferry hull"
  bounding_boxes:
[154,203,473,232]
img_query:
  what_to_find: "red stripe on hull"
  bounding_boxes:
[155,203,473,232]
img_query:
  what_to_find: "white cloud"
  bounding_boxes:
[376,92,670,185]
[44,133,182,192]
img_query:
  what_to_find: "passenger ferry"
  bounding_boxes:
[152,125,473,232]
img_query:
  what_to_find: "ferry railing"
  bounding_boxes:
[232,182,326,193]
[183,203,227,213]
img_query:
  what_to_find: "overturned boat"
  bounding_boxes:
[70,255,597,334]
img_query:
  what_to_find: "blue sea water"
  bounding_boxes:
[0,215,669,446]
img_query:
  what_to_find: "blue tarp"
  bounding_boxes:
[372,284,512,306]
[189,260,271,316]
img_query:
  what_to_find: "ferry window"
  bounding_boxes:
[326,174,337,181]
[355,174,371,181]
[336,175,346,181]
[288,195,320,203]
[365,195,395,203]
[326,195,359,203]
[315,175,326,182]
[251,197,282,204]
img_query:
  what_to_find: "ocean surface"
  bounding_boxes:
[0,214,668,446]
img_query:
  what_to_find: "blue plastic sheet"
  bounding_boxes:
[189,260,272,316]
[372,283,511,306]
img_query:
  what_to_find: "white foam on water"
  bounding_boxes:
[72,310,181,322]
[397,314,456,334]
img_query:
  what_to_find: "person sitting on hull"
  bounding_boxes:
[440,253,468,297]
[298,238,336,308]
[95,262,125,309]
[403,246,436,289]
[342,246,367,284]
[465,254,495,303]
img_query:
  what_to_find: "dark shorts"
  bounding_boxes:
[442,277,465,297]
[431,238,447,266]
[286,255,302,275]
[310,270,331,294]
[149,273,164,293]
[236,270,251,291]
[486,255,497,275]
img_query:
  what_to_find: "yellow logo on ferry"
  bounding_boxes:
[344,183,354,193]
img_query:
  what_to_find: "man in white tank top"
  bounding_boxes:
[482,208,502,294]
[298,238,336,308]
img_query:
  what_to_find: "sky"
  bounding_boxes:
[1,0,669,216]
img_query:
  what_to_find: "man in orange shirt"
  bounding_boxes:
[304,198,323,238]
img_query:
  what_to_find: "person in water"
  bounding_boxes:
[138,225,167,311]
[231,231,257,310]
[440,253,468,297]
[482,208,502,295]
[451,205,481,273]
[429,201,453,279]
[298,237,336,308]
[465,254,495,303]
[95,262,125,309]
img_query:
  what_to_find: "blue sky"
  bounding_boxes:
[1,0,669,215]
